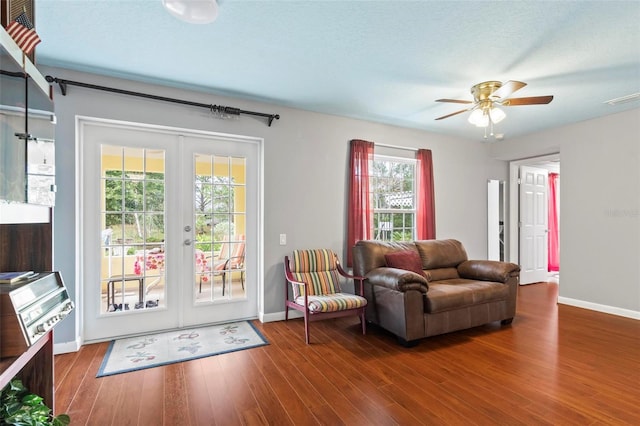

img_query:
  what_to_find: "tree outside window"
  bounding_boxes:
[104,170,165,246]
[194,175,235,252]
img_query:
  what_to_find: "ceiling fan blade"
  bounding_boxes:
[503,95,554,106]
[435,108,471,120]
[490,80,526,100]
[436,98,473,104]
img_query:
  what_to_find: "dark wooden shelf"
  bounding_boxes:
[0,329,54,409]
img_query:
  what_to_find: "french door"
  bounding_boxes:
[80,117,260,342]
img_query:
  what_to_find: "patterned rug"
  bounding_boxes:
[96,321,268,377]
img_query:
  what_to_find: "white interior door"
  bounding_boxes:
[519,165,548,284]
[80,118,260,342]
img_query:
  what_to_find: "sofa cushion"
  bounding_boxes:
[415,239,468,269]
[424,267,459,281]
[424,280,509,314]
[385,250,426,278]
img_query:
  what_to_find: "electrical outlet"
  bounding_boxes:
[279,234,286,245]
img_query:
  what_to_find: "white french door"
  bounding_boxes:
[80,117,260,342]
[180,134,259,326]
[519,165,548,284]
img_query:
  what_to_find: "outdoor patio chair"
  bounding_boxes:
[200,235,245,295]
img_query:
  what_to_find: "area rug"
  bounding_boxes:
[96,321,268,377]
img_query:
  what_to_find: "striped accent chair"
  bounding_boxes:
[284,249,367,344]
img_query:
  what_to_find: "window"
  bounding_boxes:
[193,155,246,254]
[370,155,416,241]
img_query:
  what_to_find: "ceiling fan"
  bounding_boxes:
[435,80,553,129]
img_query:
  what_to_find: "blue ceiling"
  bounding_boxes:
[34,1,640,141]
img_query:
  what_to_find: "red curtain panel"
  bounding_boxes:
[416,149,436,240]
[347,139,374,266]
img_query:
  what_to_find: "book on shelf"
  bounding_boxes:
[0,271,35,284]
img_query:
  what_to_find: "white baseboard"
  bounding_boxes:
[260,310,303,323]
[557,297,640,320]
[53,336,83,355]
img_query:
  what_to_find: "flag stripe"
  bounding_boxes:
[6,12,41,55]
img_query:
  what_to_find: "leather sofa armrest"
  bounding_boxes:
[457,260,521,283]
[365,267,429,293]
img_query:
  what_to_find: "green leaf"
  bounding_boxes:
[30,404,50,417]
[8,380,27,393]
[52,414,71,426]
[3,401,24,415]
[21,394,43,406]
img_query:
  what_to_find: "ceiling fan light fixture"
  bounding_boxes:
[435,80,551,137]
[162,0,219,24]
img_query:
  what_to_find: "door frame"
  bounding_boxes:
[508,153,560,283]
[75,115,264,344]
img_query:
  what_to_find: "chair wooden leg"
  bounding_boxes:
[304,312,310,344]
[360,310,367,335]
[222,273,226,296]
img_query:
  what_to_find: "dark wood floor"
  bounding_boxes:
[54,283,640,425]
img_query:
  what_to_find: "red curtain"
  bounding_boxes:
[346,139,374,266]
[416,149,436,240]
[548,172,559,272]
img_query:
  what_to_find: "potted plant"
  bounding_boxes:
[0,379,69,426]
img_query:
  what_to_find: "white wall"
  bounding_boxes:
[43,66,508,345]
[490,108,640,315]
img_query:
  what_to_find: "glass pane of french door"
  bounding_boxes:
[193,154,246,303]
[100,145,166,314]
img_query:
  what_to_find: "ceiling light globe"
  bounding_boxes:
[489,107,506,124]
[475,113,490,128]
[468,109,484,126]
[163,0,219,24]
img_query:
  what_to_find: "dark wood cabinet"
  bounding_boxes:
[0,218,52,271]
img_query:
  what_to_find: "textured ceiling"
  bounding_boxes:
[34,1,640,141]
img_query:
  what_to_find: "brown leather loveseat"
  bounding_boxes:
[353,239,520,345]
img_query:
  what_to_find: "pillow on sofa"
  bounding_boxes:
[385,250,426,278]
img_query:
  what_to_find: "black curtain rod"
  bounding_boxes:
[44,75,280,127]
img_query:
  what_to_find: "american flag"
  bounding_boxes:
[6,12,41,55]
